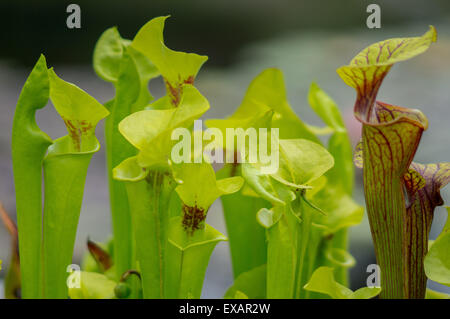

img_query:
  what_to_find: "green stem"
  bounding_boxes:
[266,206,296,298]
[125,170,175,298]
[11,55,52,299]
[222,195,268,277]
[293,198,323,299]
[105,112,136,282]
[218,164,268,278]
[165,218,226,298]
[329,229,349,286]
[313,228,350,290]
[42,136,98,299]
[293,205,312,298]
[105,50,142,283]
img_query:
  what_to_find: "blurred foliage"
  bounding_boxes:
[1,0,450,67]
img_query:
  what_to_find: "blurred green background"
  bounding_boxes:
[0,0,449,298]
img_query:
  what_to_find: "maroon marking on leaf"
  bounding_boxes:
[164,78,181,106]
[63,118,81,151]
[184,76,194,85]
[63,118,94,151]
[403,168,426,202]
[87,239,113,272]
[182,204,206,235]
[164,75,195,107]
